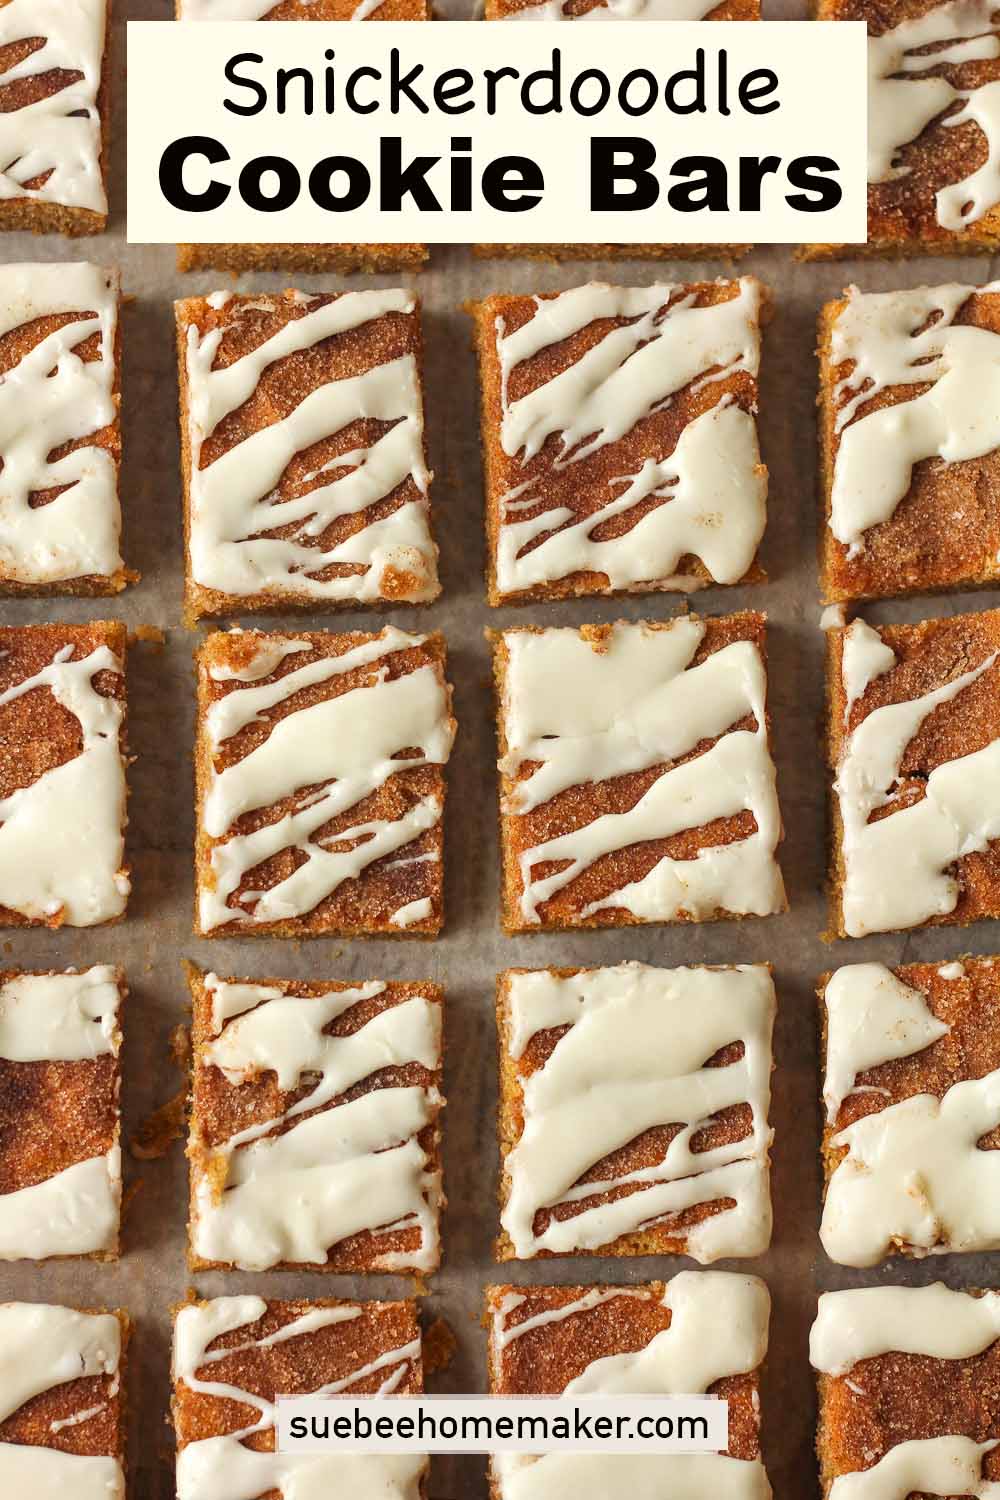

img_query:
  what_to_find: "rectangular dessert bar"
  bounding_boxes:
[173,1295,426,1497]
[827,610,1000,938]
[195,626,455,938]
[819,958,1000,1266]
[0,966,124,1261]
[811,1283,1000,1496]
[806,0,1000,258]
[0,1302,128,1494]
[0,1,110,237]
[492,615,785,932]
[176,289,439,620]
[487,1272,770,1499]
[175,0,427,273]
[187,967,444,1273]
[0,264,124,596]
[472,280,768,605]
[818,282,1000,603]
[0,622,128,928]
[496,963,774,1262]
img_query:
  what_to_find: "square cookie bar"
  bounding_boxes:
[176,289,439,619]
[487,1272,770,1500]
[175,1,427,273]
[473,280,768,604]
[492,615,785,932]
[497,963,774,1262]
[0,265,124,595]
[0,622,128,928]
[0,1302,128,1494]
[808,0,1000,257]
[195,627,455,937]
[0,967,123,1261]
[173,1295,426,1497]
[827,610,1000,938]
[0,1,110,236]
[820,958,1000,1266]
[811,1283,1000,1496]
[187,968,444,1273]
[819,282,1000,603]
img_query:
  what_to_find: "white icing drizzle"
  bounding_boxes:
[0,1,107,215]
[0,966,119,1061]
[0,966,121,1259]
[209,636,310,683]
[0,264,120,585]
[185,290,437,604]
[822,963,950,1123]
[500,618,784,925]
[821,604,847,631]
[829,284,1000,555]
[390,896,433,928]
[834,625,1000,937]
[867,0,1000,230]
[809,1283,1000,1375]
[494,1453,771,1500]
[822,1061,1000,1264]
[939,960,966,979]
[199,627,453,931]
[191,979,442,1271]
[0,644,128,926]
[0,1304,122,1499]
[840,620,896,720]
[494,281,764,595]
[827,1437,1000,1500]
[174,1296,425,1500]
[503,0,718,15]
[502,964,774,1261]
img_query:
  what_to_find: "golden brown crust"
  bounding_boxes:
[491,614,782,933]
[816,1291,1000,1494]
[0,967,125,1261]
[819,959,1000,1250]
[485,1283,762,1456]
[186,965,444,1273]
[0,622,128,929]
[826,609,1000,937]
[471,282,768,606]
[805,0,1000,258]
[0,1,112,236]
[494,965,766,1259]
[177,243,429,274]
[173,1298,423,1471]
[818,289,1000,603]
[0,1306,129,1462]
[482,0,755,23]
[176,291,439,621]
[194,628,452,938]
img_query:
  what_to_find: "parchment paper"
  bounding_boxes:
[2,2,994,1495]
